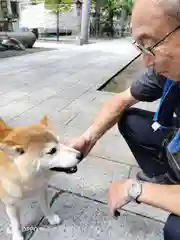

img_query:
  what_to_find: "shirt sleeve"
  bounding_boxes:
[130,67,166,102]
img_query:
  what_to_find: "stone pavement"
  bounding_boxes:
[0,39,167,240]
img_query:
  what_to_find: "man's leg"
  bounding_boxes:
[164,214,180,240]
[118,107,176,183]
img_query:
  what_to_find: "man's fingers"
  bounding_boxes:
[109,205,120,220]
[68,139,82,150]
[113,210,120,219]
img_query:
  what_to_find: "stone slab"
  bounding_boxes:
[8,97,72,127]
[0,101,35,122]
[65,98,101,116]
[21,87,58,105]
[67,110,97,129]
[31,192,164,240]
[91,132,137,166]
[55,108,79,124]
[67,110,120,136]
[0,90,29,107]
[56,85,90,101]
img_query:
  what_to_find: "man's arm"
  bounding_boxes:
[108,179,180,217]
[69,67,165,156]
[83,67,165,143]
[83,88,138,142]
[139,182,180,215]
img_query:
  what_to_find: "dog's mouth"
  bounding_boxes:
[49,152,83,174]
[50,166,78,174]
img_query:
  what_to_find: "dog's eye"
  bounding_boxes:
[47,147,57,155]
[16,147,25,155]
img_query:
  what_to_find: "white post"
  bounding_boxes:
[79,0,91,45]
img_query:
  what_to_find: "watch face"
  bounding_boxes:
[129,182,142,199]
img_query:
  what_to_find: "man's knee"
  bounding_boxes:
[117,107,138,136]
[117,107,164,147]
[164,214,180,240]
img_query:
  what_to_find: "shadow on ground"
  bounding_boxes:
[0,47,56,59]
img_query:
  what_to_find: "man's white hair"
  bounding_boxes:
[158,0,180,22]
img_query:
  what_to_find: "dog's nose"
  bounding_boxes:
[77,151,84,162]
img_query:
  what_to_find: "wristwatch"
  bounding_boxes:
[127,180,143,204]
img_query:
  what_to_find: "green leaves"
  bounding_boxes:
[102,0,133,15]
[44,0,73,13]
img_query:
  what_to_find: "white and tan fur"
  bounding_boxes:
[0,116,81,240]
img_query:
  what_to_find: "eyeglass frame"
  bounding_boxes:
[133,24,180,56]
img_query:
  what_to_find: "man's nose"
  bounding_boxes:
[141,52,155,68]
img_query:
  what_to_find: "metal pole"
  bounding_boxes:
[80,0,91,45]
[56,5,60,41]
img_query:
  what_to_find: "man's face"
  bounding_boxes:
[131,0,180,81]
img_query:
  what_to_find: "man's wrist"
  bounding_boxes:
[127,179,143,204]
[82,126,101,143]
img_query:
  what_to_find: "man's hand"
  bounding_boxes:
[68,133,97,159]
[108,179,133,218]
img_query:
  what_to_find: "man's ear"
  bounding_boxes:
[0,118,12,140]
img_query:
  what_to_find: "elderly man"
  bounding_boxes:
[69,0,180,239]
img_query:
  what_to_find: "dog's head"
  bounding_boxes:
[0,116,82,175]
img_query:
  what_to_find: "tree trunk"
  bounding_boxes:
[95,0,101,37]
[109,9,114,37]
[56,8,59,41]
[80,0,91,45]
[120,8,127,37]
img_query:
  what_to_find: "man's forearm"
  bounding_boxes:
[139,182,180,216]
[83,88,138,141]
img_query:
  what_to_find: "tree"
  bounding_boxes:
[43,0,73,40]
[100,0,133,37]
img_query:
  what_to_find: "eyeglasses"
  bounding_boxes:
[133,24,180,56]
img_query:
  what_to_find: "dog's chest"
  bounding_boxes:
[3,172,51,203]
[22,173,51,197]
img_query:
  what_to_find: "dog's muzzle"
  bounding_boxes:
[50,152,84,174]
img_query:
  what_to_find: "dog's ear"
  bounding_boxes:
[0,140,24,158]
[40,115,55,132]
[0,118,12,140]
[40,115,49,127]
[0,118,9,129]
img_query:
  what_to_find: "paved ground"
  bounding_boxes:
[0,38,167,240]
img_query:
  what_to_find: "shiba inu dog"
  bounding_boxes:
[0,116,82,240]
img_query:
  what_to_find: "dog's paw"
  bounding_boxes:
[13,233,24,240]
[47,214,62,226]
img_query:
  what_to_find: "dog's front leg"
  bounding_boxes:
[5,204,23,240]
[39,189,62,226]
